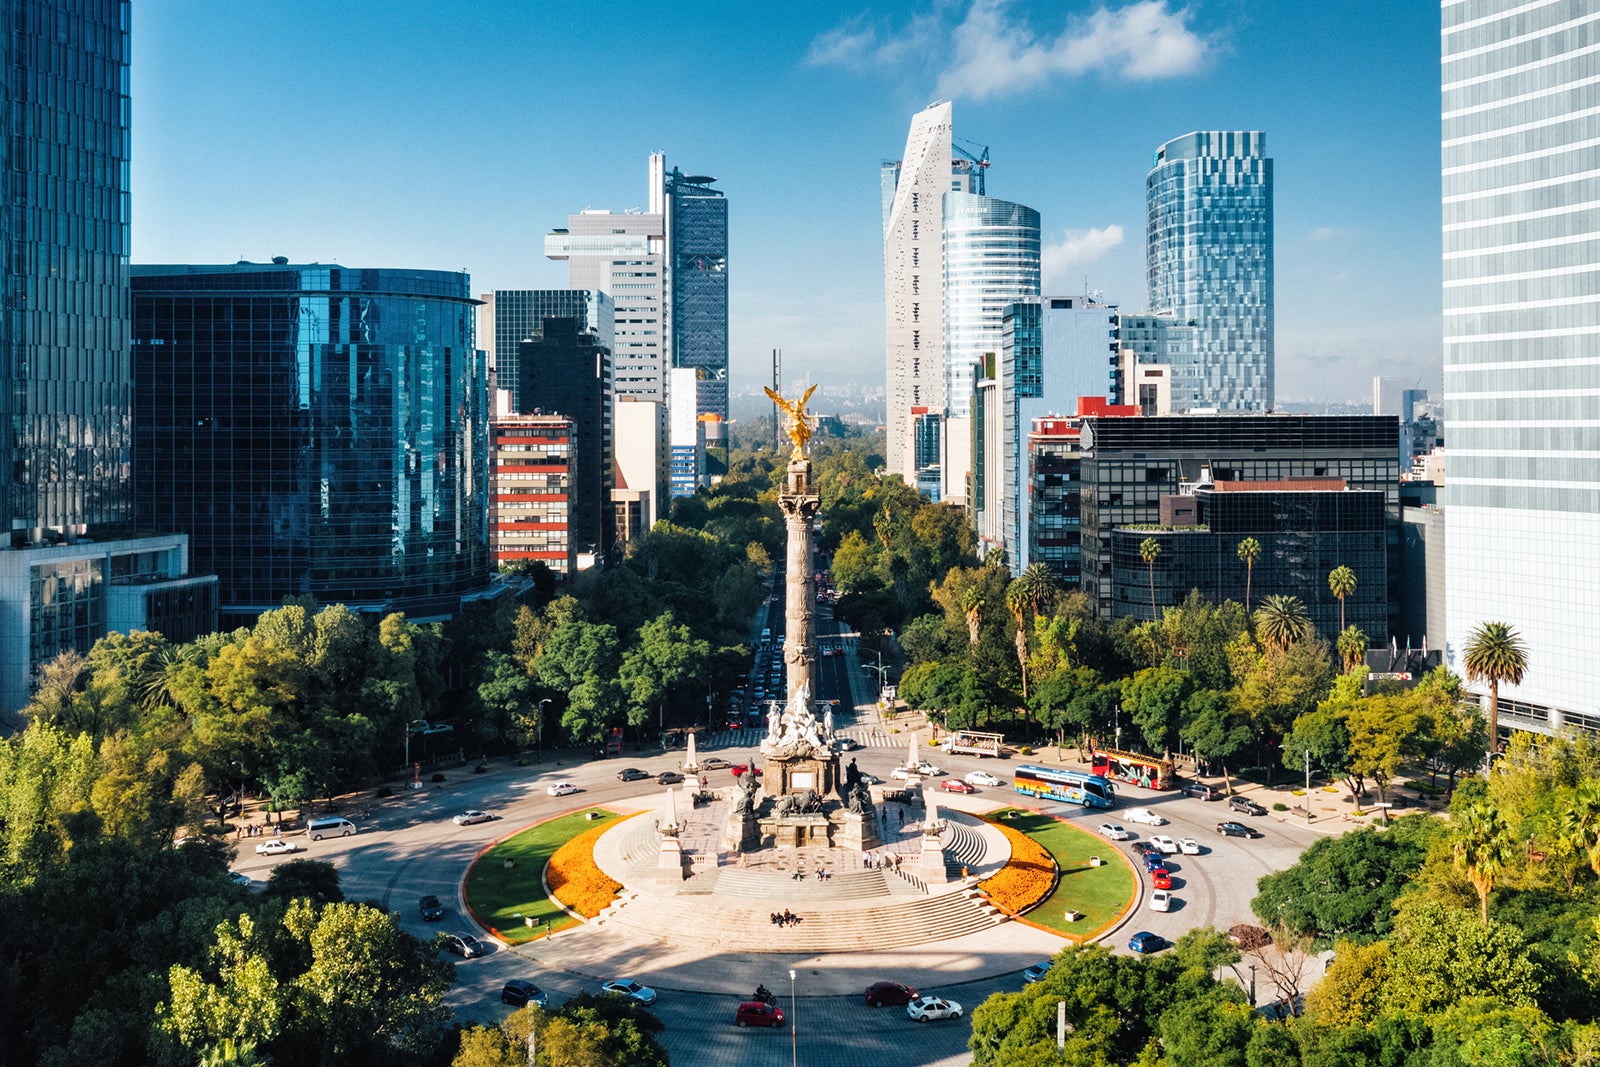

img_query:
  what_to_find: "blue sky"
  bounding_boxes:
[131,1,1441,405]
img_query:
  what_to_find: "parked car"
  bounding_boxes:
[1178,837,1201,855]
[1022,961,1052,984]
[418,894,445,921]
[452,810,496,826]
[602,978,656,1004]
[547,782,580,796]
[1217,821,1259,838]
[500,979,549,1007]
[1097,823,1131,841]
[1128,931,1166,953]
[1124,807,1167,826]
[442,934,486,959]
[1229,795,1268,816]
[864,981,918,1007]
[255,839,301,856]
[702,757,731,770]
[1151,869,1172,890]
[940,779,975,794]
[657,771,685,785]
[1183,782,1222,801]
[1150,889,1173,912]
[733,1000,785,1028]
[616,768,650,782]
[965,771,1003,787]
[1149,835,1177,854]
[906,996,963,1022]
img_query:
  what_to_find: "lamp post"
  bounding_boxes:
[1248,964,1257,1007]
[789,968,798,1067]
[1304,748,1312,825]
[1113,703,1122,750]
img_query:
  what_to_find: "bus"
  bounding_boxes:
[1089,747,1176,791]
[1013,765,1115,809]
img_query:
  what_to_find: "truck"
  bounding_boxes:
[940,729,1005,759]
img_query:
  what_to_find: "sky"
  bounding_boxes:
[131,1,1442,406]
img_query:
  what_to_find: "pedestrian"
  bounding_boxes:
[274,824,281,839]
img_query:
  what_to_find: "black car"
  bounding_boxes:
[1217,821,1259,838]
[418,894,445,921]
[864,981,919,1007]
[1183,782,1221,801]
[616,768,650,782]
[1228,795,1268,816]
[501,979,549,1008]
[658,771,685,785]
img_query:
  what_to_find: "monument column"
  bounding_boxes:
[780,459,819,704]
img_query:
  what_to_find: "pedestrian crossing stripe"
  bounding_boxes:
[698,728,901,749]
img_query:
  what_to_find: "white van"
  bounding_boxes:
[307,817,357,841]
[760,627,771,643]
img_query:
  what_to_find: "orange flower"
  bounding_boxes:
[979,818,1058,915]
[547,823,623,918]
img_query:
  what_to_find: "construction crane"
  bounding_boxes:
[952,137,990,196]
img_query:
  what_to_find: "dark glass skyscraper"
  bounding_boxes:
[664,168,728,422]
[517,318,614,561]
[2,0,132,542]
[131,263,490,627]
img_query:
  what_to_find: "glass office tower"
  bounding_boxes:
[664,168,728,423]
[1146,131,1273,412]
[942,192,1041,420]
[1442,2,1600,729]
[486,289,612,413]
[132,264,490,628]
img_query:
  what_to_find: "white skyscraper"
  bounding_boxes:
[1442,1,1600,727]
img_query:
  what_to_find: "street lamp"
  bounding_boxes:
[1248,963,1257,1007]
[1113,703,1122,750]
[1304,748,1312,825]
[789,968,798,1067]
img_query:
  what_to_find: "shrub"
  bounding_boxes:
[978,819,1058,915]
[1272,802,1288,812]
[547,824,624,918]
[1019,746,1034,756]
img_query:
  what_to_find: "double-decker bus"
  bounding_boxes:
[1013,765,1115,809]
[1089,747,1176,790]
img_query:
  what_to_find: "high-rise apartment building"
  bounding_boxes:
[663,162,729,423]
[0,0,217,715]
[490,412,575,577]
[1146,131,1274,412]
[1442,2,1600,730]
[545,208,665,403]
[132,263,490,629]
[479,290,612,414]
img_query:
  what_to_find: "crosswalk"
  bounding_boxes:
[697,726,905,750]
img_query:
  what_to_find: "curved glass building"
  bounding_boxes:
[942,192,1041,421]
[131,263,490,627]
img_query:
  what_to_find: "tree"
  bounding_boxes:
[960,585,986,647]
[1328,565,1357,633]
[618,610,710,733]
[1140,537,1162,619]
[1452,801,1518,922]
[1121,666,1191,759]
[1236,537,1261,613]
[1378,901,1539,1017]
[1003,564,1056,699]
[1181,689,1251,792]
[1253,595,1312,653]
[1336,626,1368,674]
[1462,621,1529,761]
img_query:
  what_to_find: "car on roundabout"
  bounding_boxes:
[1229,795,1268,817]
[547,782,580,797]
[940,779,975,794]
[452,810,496,826]
[602,978,657,1004]
[889,767,918,781]
[1124,807,1167,826]
[1149,835,1177,854]
[734,1001,785,1028]
[1128,931,1166,953]
[1142,850,1167,872]
[1022,961,1052,984]
[1150,889,1173,912]
[228,870,252,887]
[833,737,860,751]
[1178,837,1201,855]
[1097,823,1131,841]
[864,981,918,1007]
[657,771,685,785]
[702,757,731,770]
[731,763,763,778]
[501,979,549,1008]
[1217,821,1259,838]
[255,838,301,856]
[1183,782,1223,801]
[965,770,1003,787]
[1150,869,1172,890]
[906,996,962,1022]
[616,768,650,782]
[418,894,446,921]
[915,761,943,776]
[442,933,487,959]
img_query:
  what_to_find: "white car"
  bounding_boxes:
[452,810,496,826]
[906,996,963,1022]
[1097,823,1131,841]
[1178,838,1201,855]
[916,762,943,777]
[1124,807,1167,826]
[254,839,301,855]
[889,767,919,781]
[1149,835,1178,854]
[602,978,657,1004]
[965,771,1003,787]
[1149,889,1173,912]
[546,782,580,797]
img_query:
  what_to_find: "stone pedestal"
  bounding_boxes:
[918,824,951,884]
[723,809,760,854]
[759,813,833,849]
[829,809,881,853]
[770,747,841,801]
[657,835,689,883]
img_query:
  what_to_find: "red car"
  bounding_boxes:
[864,981,918,1007]
[731,763,763,778]
[1151,870,1172,890]
[940,779,976,794]
[734,1001,785,1028]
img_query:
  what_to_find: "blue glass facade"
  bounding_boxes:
[1146,131,1273,412]
[665,169,728,422]
[942,191,1040,420]
[1,0,132,543]
[131,264,490,626]
[490,289,611,413]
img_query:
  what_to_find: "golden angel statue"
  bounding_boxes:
[764,383,818,459]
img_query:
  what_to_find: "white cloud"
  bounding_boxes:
[1042,224,1125,290]
[1309,226,1351,241]
[808,1,1209,100]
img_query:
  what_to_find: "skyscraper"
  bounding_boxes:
[480,290,612,414]
[1,0,217,715]
[1146,131,1274,412]
[1442,1,1600,727]
[663,162,729,424]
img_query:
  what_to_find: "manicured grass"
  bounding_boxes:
[464,810,623,944]
[988,808,1136,940]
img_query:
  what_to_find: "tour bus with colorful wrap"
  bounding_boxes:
[1013,765,1115,809]
[1090,746,1176,790]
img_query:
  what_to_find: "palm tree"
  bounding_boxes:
[1237,537,1262,612]
[1452,800,1515,922]
[1336,626,1368,673]
[1254,595,1311,653]
[1328,565,1357,633]
[1560,782,1600,881]
[960,586,985,647]
[1462,621,1529,761]
[1139,538,1162,620]
[1002,564,1057,700]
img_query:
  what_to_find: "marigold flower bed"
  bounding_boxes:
[979,817,1059,915]
[546,822,623,918]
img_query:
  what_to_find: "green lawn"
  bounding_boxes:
[990,808,1136,940]
[463,809,622,944]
